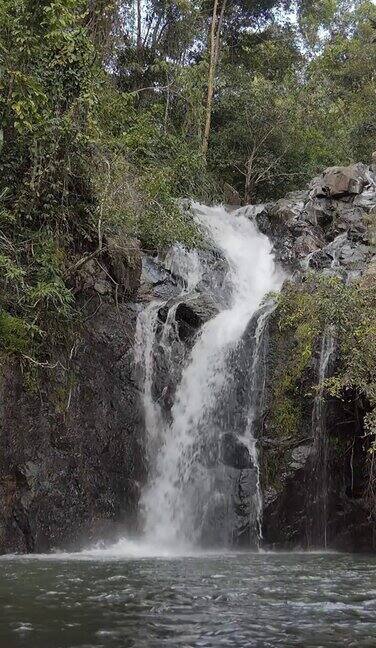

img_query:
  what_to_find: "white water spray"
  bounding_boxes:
[137,204,283,551]
[312,326,336,548]
[244,300,277,541]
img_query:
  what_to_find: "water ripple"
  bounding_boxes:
[0,552,376,647]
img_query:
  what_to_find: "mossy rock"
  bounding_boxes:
[0,311,30,354]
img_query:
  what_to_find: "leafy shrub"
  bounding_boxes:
[272,274,376,444]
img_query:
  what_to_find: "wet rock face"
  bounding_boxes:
[1,162,375,555]
[221,433,253,470]
[250,162,376,552]
[261,393,374,552]
[137,243,261,548]
[139,245,228,423]
[0,251,146,554]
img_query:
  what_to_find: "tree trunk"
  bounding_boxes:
[202,0,220,158]
[136,0,142,51]
[244,149,256,203]
[214,0,227,65]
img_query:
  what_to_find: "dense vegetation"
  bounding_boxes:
[271,273,376,444]
[0,0,375,377]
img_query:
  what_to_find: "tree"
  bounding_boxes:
[201,0,292,159]
[307,0,376,162]
[202,0,226,156]
[207,25,305,200]
[0,0,101,352]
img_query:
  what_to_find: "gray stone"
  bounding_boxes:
[293,233,323,259]
[271,196,305,223]
[353,188,376,210]
[221,433,253,470]
[306,249,333,270]
[310,163,368,198]
[338,243,370,270]
[290,445,312,470]
[173,295,218,341]
[141,256,170,286]
[94,279,111,295]
[243,203,270,221]
[303,197,335,227]
[0,293,144,554]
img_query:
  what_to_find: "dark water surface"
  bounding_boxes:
[1,550,376,647]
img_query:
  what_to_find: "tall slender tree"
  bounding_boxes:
[202,0,227,157]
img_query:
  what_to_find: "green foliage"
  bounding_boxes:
[306,1,376,164]
[272,274,376,445]
[204,0,376,201]
[1,0,375,365]
[0,0,97,359]
[0,254,26,284]
[0,311,31,354]
[93,82,215,249]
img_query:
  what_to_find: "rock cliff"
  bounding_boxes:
[248,162,376,551]
[0,162,375,553]
[0,249,145,553]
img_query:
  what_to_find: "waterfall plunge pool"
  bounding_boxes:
[1,549,376,647]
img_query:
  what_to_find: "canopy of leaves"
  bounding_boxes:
[1,0,375,364]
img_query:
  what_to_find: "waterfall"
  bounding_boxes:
[244,300,277,541]
[134,245,204,448]
[311,326,336,548]
[136,204,283,550]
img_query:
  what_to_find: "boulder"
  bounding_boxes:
[252,204,283,240]
[306,249,333,270]
[353,187,376,210]
[270,195,305,223]
[176,298,217,340]
[329,205,368,240]
[93,279,111,295]
[304,197,335,227]
[289,445,312,471]
[310,163,368,198]
[293,233,323,259]
[139,255,180,301]
[159,295,218,343]
[337,242,370,270]
[243,203,272,222]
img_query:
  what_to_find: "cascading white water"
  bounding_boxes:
[134,245,204,446]
[312,327,336,450]
[244,300,277,541]
[137,204,283,551]
[312,325,336,548]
